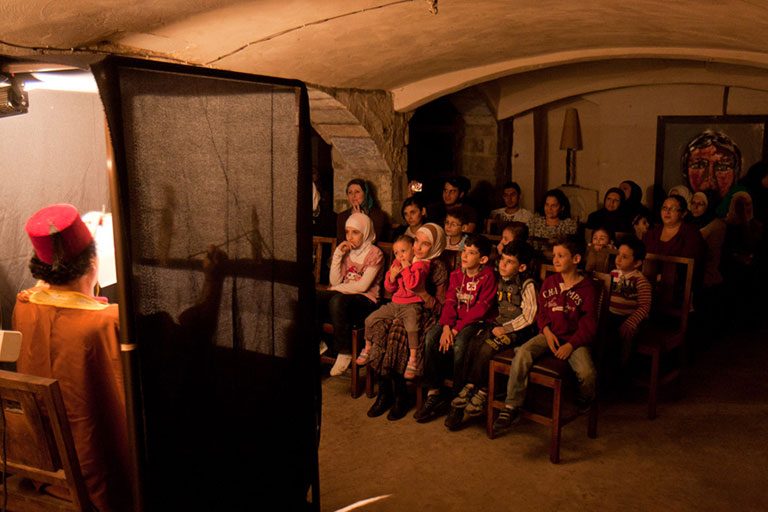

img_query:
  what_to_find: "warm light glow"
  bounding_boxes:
[24,72,98,93]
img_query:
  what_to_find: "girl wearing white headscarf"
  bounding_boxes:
[320,213,384,375]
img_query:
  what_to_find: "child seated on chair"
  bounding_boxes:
[444,240,538,430]
[493,235,598,436]
[608,238,652,373]
[413,234,498,424]
[495,221,529,258]
[359,235,431,378]
[444,207,469,252]
[584,226,616,273]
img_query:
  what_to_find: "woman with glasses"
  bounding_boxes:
[642,194,705,263]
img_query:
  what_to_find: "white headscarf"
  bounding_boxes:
[414,223,446,261]
[346,212,376,264]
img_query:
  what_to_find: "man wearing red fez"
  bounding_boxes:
[12,204,132,512]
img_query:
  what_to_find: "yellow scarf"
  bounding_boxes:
[29,289,110,311]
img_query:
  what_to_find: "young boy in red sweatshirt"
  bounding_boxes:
[493,234,598,434]
[414,234,498,423]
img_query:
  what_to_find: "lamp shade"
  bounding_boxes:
[559,108,583,150]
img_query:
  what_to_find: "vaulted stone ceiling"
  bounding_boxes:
[2,0,768,113]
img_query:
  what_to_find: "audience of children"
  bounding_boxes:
[444,207,469,251]
[584,227,616,273]
[529,189,578,252]
[359,234,431,378]
[445,240,538,431]
[319,212,384,375]
[312,170,766,433]
[414,234,498,423]
[493,235,598,435]
[490,181,533,231]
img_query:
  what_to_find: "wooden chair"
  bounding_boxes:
[312,236,337,286]
[487,266,612,463]
[0,370,90,511]
[635,253,694,419]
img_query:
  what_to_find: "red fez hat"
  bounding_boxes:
[26,204,93,265]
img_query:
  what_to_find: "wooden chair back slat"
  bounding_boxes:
[641,253,695,334]
[312,236,337,285]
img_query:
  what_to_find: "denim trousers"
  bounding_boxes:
[505,333,596,408]
[423,321,485,393]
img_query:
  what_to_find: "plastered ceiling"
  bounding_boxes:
[2,0,768,113]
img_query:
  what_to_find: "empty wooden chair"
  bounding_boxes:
[0,370,90,511]
[487,266,612,463]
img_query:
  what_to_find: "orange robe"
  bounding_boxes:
[12,289,132,512]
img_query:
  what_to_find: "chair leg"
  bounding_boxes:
[648,348,660,419]
[350,330,360,399]
[588,400,598,439]
[487,362,497,439]
[550,379,562,464]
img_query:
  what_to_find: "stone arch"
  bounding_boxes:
[308,87,405,219]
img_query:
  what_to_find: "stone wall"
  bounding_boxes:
[308,87,412,220]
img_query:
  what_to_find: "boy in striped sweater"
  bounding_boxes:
[609,238,652,368]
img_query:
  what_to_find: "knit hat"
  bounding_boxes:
[26,204,93,266]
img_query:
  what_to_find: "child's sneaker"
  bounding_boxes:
[403,351,422,380]
[330,353,352,376]
[450,384,474,408]
[492,406,520,435]
[356,346,371,366]
[444,406,466,431]
[465,390,487,417]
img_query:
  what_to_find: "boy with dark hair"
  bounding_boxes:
[609,238,652,368]
[445,240,538,430]
[491,181,533,229]
[414,233,497,423]
[444,207,469,251]
[493,234,598,435]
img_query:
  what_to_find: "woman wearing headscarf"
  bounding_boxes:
[336,178,390,243]
[723,191,764,327]
[365,223,449,420]
[586,187,633,233]
[319,212,384,375]
[688,190,727,339]
[619,180,650,223]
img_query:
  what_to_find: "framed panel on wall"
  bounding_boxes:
[654,115,768,209]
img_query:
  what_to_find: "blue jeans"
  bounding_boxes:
[423,322,486,393]
[505,333,596,408]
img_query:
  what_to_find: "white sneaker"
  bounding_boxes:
[319,341,328,356]
[330,353,352,376]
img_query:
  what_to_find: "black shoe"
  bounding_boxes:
[387,394,411,421]
[367,382,393,418]
[444,406,467,431]
[492,406,520,436]
[575,396,593,414]
[413,393,448,423]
